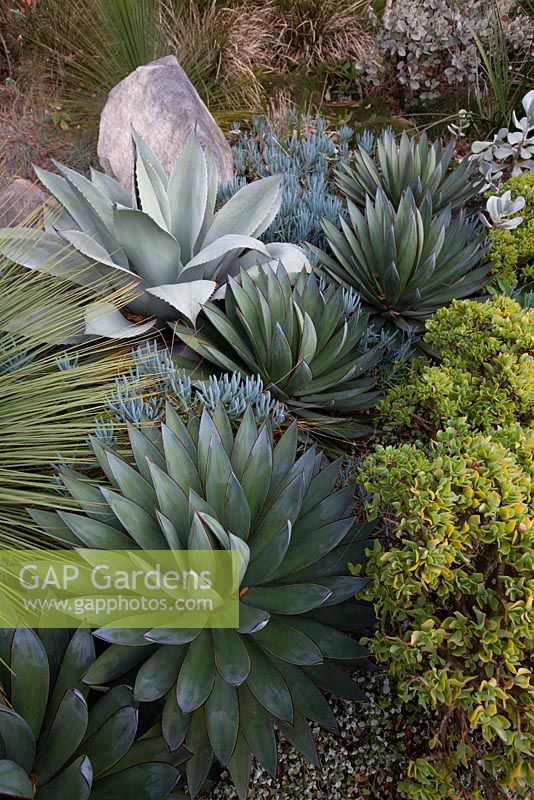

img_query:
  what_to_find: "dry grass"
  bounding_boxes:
[12,0,166,132]
[269,0,374,67]
[8,0,278,139]
[262,89,323,135]
[0,0,377,179]
[161,0,280,119]
[0,83,96,184]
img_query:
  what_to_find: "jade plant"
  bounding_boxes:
[380,296,534,434]
[360,422,534,799]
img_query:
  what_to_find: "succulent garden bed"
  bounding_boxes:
[0,2,532,799]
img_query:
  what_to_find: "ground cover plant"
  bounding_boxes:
[357,294,534,799]
[104,339,287,428]
[219,113,353,252]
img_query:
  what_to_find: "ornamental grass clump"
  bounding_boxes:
[0,240,139,544]
[360,421,534,799]
[380,296,534,434]
[269,0,373,68]
[33,403,375,799]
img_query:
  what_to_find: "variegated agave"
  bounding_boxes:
[335,129,482,213]
[320,188,490,330]
[32,405,375,799]
[0,131,308,338]
[0,628,188,799]
[173,267,383,437]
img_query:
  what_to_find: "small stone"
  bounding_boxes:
[0,178,53,228]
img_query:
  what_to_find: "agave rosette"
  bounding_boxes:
[336,130,482,212]
[320,188,490,329]
[32,404,375,798]
[173,266,382,435]
[0,628,188,799]
[0,131,308,337]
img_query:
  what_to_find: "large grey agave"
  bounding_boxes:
[0,627,188,799]
[0,131,308,338]
[32,404,376,799]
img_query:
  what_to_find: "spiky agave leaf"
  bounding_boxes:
[0,131,308,335]
[34,405,377,798]
[319,189,490,330]
[335,129,483,213]
[0,628,188,799]
[172,266,383,437]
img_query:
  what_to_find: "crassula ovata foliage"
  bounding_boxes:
[360,421,533,799]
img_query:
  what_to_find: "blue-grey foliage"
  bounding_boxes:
[356,128,375,153]
[93,416,117,446]
[105,340,286,427]
[0,336,33,374]
[55,351,80,371]
[220,114,355,252]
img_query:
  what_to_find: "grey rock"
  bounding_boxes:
[0,178,53,228]
[97,55,234,188]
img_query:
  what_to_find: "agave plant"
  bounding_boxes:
[173,267,382,436]
[335,129,482,213]
[0,131,308,337]
[31,404,375,798]
[0,627,188,799]
[319,188,490,330]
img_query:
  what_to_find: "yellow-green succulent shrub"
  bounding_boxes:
[380,296,534,434]
[359,421,534,799]
[488,172,534,287]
